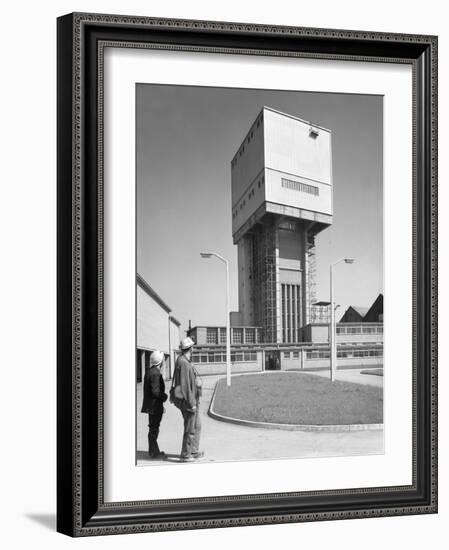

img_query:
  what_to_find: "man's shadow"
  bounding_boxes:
[136,450,182,463]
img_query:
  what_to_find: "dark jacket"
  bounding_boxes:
[141,365,167,415]
[173,354,201,410]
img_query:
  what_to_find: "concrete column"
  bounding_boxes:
[289,285,294,343]
[302,231,309,325]
[274,225,282,343]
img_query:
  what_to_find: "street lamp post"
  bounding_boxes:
[330,257,355,382]
[200,252,231,387]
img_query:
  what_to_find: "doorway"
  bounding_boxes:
[265,350,281,370]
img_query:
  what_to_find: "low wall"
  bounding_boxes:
[286,357,383,370]
[192,350,383,375]
[195,361,262,376]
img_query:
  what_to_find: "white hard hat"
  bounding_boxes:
[149,350,164,367]
[180,337,195,350]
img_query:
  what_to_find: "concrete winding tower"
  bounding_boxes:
[231,107,333,344]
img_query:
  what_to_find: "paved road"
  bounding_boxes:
[300,367,384,388]
[136,369,384,466]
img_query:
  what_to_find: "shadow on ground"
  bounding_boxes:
[136,450,185,464]
[25,513,56,531]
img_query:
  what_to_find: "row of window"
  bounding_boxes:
[206,328,227,344]
[232,176,265,219]
[281,283,302,343]
[205,327,260,345]
[192,352,258,364]
[283,351,300,359]
[336,326,383,335]
[281,178,319,196]
[305,349,384,360]
[231,114,264,168]
[233,174,321,220]
[191,349,383,364]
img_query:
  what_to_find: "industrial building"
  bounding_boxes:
[136,274,181,382]
[231,106,333,343]
[187,107,383,376]
[188,344,383,376]
[188,320,383,376]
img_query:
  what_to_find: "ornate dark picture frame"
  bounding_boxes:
[57,12,438,537]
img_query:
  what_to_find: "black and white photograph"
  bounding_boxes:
[135,84,384,465]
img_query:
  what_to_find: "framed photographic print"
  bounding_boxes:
[57,12,438,536]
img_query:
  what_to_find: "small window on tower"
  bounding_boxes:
[309,127,319,139]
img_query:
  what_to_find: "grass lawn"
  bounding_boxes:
[212,372,383,425]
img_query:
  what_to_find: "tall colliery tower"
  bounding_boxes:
[231,107,333,343]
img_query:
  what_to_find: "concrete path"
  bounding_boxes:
[136,370,383,466]
[300,367,384,388]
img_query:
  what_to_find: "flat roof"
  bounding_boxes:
[263,106,332,134]
[192,342,383,351]
[231,105,331,162]
[302,322,383,327]
[137,273,171,314]
[189,326,263,331]
[169,315,181,327]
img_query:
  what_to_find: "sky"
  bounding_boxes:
[136,84,383,332]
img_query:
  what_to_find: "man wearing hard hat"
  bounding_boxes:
[172,337,204,462]
[141,350,168,460]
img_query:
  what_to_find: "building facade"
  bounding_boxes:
[188,341,383,377]
[136,274,181,381]
[231,107,333,343]
[300,321,383,344]
[188,322,383,376]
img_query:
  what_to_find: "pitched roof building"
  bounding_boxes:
[364,293,384,322]
[339,294,383,323]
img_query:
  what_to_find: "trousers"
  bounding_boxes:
[147,410,163,457]
[180,404,201,458]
